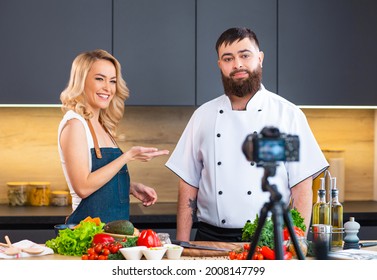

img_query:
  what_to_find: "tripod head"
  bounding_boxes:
[259,162,282,202]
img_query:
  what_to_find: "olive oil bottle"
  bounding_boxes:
[330,177,343,249]
[312,178,330,225]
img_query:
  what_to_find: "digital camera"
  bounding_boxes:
[242,127,300,163]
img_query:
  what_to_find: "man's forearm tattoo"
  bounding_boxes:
[188,198,198,223]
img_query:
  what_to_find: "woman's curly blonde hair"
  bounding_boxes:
[60,49,129,137]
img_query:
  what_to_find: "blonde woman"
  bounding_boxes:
[58,49,169,224]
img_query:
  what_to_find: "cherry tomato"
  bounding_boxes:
[236,253,244,260]
[228,251,236,260]
[87,247,95,255]
[98,255,107,260]
[109,246,118,254]
[81,254,88,260]
[243,243,250,251]
[94,243,103,254]
[102,248,110,256]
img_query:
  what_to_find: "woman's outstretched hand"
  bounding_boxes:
[125,146,169,162]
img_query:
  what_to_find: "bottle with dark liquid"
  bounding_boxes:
[330,177,343,249]
[312,178,330,225]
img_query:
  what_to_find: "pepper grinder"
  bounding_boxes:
[343,217,360,250]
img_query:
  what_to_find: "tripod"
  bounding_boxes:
[246,163,305,260]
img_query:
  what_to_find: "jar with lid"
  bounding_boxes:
[7,182,28,206]
[51,190,69,206]
[28,182,51,206]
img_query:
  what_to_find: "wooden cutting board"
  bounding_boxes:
[181,241,243,257]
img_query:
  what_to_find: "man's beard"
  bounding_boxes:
[221,66,262,98]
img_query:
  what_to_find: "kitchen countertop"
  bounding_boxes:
[1,201,377,230]
[3,241,377,260]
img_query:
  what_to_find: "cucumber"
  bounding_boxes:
[104,220,134,235]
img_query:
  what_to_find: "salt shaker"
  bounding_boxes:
[343,217,360,250]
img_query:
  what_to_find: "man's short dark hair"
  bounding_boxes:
[215,27,260,55]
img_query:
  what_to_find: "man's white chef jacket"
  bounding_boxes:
[166,85,328,228]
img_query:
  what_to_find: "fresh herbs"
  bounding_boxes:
[289,208,306,232]
[241,208,306,249]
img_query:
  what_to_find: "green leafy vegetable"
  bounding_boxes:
[45,220,104,256]
[107,237,139,260]
[242,214,275,248]
[241,208,306,249]
[289,208,306,232]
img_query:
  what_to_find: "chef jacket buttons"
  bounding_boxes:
[217,133,221,137]
[247,191,252,195]
[218,191,223,195]
[219,110,224,114]
[221,219,226,224]
[217,161,222,165]
[247,220,251,223]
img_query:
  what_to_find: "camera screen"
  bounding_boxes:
[257,139,286,162]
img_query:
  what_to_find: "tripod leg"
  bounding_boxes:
[283,207,305,260]
[246,202,271,260]
[270,202,285,259]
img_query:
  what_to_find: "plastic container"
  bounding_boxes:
[28,182,51,206]
[51,190,69,206]
[7,182,28,206]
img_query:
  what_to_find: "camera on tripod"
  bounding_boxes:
[242,127,305,260]
[242,126,300,164]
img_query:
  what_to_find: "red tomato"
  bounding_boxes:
[87,247,95,255]
[228,251,237,260]
[81,254,88,260]
[94,243,103,254]
[283,226,305,240]
[284,251,293,260]
[102,248,110,256]
[243,243,250,251]
[92,233,115,246]
[136,229,162,248]
[98,255,107,260]
[109,244,120,254]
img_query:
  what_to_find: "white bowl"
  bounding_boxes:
[142,247,167,260]
[119,246,146,260]
[164,244,184,260]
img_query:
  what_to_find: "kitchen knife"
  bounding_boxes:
[171,240,231,252]
[359,241,377,248]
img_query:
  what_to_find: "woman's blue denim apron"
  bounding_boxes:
[66,147,130,224]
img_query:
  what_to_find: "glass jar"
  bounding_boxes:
[28,182,51,206]
[51,190,69,206]
[286,236,309,257]
[7,182,28,206]
[157,233,171,245]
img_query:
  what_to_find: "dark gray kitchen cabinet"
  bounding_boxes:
[278,0,377,106]
[113,0,195,105]
[196,0,278,105]
[0,0,112,105]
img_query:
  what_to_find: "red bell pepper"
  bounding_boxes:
[260,246,275,260]
[92,233,115,245]
[136,229,162,248]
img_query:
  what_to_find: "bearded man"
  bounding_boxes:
[166,27,328,242]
